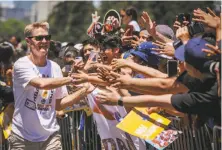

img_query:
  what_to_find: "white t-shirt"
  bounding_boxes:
[129,20,140,32]
[12,56,68,142]
[87,88,146,150]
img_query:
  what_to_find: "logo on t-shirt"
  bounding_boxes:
[25,99,36,110]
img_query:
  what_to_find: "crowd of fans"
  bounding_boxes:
[0,5,221,150]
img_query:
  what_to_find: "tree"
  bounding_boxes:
[0,19,26,41]
[48,1,95,43]
[98,1,215,27]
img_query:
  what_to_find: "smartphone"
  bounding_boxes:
[167,60,178,77]
[89,51,98,62]
[177,13,184,24]
[184,13,192,24]
[125,25,134,36]
[64,65,72,73]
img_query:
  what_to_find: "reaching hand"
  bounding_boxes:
[73,59,85,72]
[121,28,133,45]
[83,59,97,71]
[130,35,141,48]
[202,43,221,57]
[109,71,132,88]
[96,86,120,105]
[97,67,113,82]
[146,107,164,114]
[82,82,96,94]
[111,58,129,70]
[193,8,220,29]
[71,70,89,85]
[92,11,100,23]
[141,11,157,36]
[176,26,190,43]
[152,41,175,56]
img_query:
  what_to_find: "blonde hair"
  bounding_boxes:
[24,22,49,37]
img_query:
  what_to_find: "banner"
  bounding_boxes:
[117,107,182,150]
[87,88,146,150]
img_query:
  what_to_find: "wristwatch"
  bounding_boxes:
[117,97,124,106]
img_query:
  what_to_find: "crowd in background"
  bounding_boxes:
[0,5,221,150]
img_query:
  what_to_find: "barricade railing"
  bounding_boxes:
[0,111,221,150]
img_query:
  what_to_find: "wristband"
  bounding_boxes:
[117,97,123,106]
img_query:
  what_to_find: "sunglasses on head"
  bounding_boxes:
[28,35,51,41]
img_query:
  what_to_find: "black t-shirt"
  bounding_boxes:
[171,77,221,124]
[176,71,202,91]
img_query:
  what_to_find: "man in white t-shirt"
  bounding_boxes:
[8,22,90,150]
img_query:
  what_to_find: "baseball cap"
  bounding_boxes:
[175,37,211,72]
[156,25,175,40]
[130,42,159,64]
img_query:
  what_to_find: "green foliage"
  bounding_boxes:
[47,1,216,42]
[0,19,26,40]
[48,1,94,43]
[98,1,215,26]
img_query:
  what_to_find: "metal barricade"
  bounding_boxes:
[0,112,221,150]
[58,110,102,150]
[146,117,220,150]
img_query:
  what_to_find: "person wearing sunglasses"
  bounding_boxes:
[10,22,93,149]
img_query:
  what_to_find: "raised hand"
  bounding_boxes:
[141,11,157,36]
[92,11,100,23]
[193,7,220,29]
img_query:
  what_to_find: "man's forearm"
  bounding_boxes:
[56,87,87,111]
[153,31,174,43]
[30,77,72,90]
[126,61,167,78]
[88,76,109,86]
[122,94,175,110]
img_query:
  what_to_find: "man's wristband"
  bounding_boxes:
[117,97,124,106]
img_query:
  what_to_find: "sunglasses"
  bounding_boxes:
[28,35,51,41]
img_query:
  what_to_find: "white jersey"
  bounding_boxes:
[12,56,68,142]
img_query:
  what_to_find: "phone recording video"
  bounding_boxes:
[167,60,178,77]
[89,51,98,62]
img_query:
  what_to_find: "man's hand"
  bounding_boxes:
[109,71,132,88]
[141,11,157,36]
[202,43,221,57]
[92,11,100,23]
[71,70,89,85]
[82,82,96,94]
[152,41,175,56]
[176,26,190,44]
[111,59,130,70]
[130,35,141,48]
[83,59,97,71]
[96,86,120,105]
[121,28,133,44]
[193,8,220,29]
[73,59,85,72]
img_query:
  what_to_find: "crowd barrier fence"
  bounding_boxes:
[0,110,221,150]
